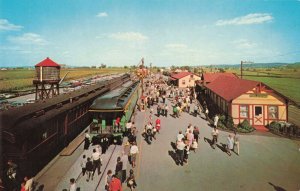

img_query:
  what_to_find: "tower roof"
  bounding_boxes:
[35,57,61,67]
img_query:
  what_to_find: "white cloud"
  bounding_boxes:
[216,13,273,26]
[0,19,23,31]
[108,32,148,41]
[233,39,257,49]
[165,43,187,49]
[8,33,48,45]
[96,12,108,17]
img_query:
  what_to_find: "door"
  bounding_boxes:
[254,105,264,125]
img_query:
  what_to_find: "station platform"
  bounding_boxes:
[34,91,300,191]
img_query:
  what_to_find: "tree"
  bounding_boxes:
[100,63,106,68]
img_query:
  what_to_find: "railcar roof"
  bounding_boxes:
[0,74,129,132]
[89,81,139,111]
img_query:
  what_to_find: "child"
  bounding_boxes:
[191,140,198,153]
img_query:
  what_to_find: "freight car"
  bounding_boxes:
[89,80,141,144]
[0,73,130,178]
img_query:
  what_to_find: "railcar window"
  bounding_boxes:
[42,132,48,140]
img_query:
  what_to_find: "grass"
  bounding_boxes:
[225,68,300,104]
[0,68,129,92]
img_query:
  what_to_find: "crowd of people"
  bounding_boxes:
[174,124,200,165]
[0,160,34,191]
[69,125,140,191]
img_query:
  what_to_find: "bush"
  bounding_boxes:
[217,114,235,130]
[225,115,235,129]
[268,121,281,131]
[237,119,255,133]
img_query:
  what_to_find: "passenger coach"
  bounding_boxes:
[89,80,141,144]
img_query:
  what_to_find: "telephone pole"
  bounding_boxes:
[240,61,254,79]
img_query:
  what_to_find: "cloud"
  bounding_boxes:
[8,33,48,45]
[233,39,257,49]
[0,19,23,31]
[96,12,108,17]
[108,32,148,41]
[165,43,187,49]
[216,13,273,26]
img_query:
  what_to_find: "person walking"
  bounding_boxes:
[84,131,90,150]
[164,104,169,117]
[91,148,102,177]
[205,108,209,119]
[176,140,185,165]
[130,142,139,168]
[6,160,18,191]
[20,182,26,191]
[173,105,178,118]
[176,131,184,142]
[69,178,76,191]
[234,131,240,155]
[184,140,190,164]
[126,169,137,191]
[157,104,161,117]
[211,127,219,149]
[194,105,199,117]
[115,157,123,181]
[105,170,113,190]
[24,176,33,191]
[80,155,87,177]
[126,121,133,136]
[155,118,161,133]
[214,115,219,128]
[186,130,194,147]
[120,152,128,183]
[191,140,198,153]
[85,157,93,181]
[109,175,122,191]
[226,134,234,156]
[193,126,200,143]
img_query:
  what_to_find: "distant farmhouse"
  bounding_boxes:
[169,72,201,88]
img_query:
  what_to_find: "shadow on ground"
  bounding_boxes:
[268,182,287,191]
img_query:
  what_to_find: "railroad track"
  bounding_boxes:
[94,145,117,191]
[70,144,119,191]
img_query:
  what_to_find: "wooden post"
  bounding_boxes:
[240,61,243,79]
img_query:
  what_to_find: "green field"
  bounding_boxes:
[0,68,129,92]
[225,68,300,104]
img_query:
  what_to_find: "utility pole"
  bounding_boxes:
[240,61,253,79]
[150,62,152,76]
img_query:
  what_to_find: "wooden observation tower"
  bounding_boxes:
[33,57,61,100]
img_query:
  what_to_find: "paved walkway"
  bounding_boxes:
[34,83,300,191]
[133,97,300,191]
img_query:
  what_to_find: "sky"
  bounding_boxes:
[0,0,300,67]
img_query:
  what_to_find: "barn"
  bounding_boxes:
[205,76,289,128]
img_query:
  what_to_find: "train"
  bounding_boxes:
[0,74,131,178]
[89,80,141,144]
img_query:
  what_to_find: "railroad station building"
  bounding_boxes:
[205,76,289,127]
[199,72,238,85]
[169,72,201,88]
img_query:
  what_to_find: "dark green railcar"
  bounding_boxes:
[89,80,141,144]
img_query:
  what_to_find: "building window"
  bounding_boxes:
[182,80,185,85]
[268,106,278,119]
[240,105,249,118]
